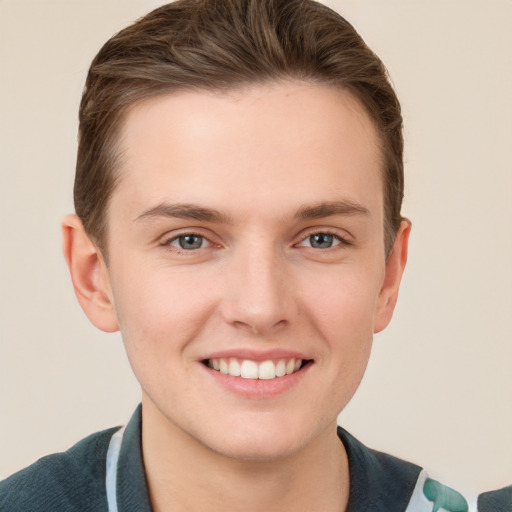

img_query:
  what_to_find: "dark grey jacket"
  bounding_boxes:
[1,405,510,511]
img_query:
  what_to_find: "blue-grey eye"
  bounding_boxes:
[172,234,206,250]
[300,233,341,249]
[310,233,334,248]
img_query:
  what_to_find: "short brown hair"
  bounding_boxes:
[75,0,404,255]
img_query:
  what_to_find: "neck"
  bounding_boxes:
[141,398,350,512]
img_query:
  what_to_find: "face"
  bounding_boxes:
[97,82,406,460]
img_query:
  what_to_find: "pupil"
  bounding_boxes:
[179,235,202,249]
[311,233,333,248]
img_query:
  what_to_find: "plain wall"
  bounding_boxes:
[1,0,511,493]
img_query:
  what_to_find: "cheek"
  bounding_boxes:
[308,267,381,390]
[298,263,383,340]
[110,264,217,358]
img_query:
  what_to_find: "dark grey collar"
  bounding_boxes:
[113,405,421,512]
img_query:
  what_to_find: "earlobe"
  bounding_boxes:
[374,219,411,334]
[62,214,119,333]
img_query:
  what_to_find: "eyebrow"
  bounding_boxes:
[294,200,370,220]
[134,199,369,224]
[134,203,233,223]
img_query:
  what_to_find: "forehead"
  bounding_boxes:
[113,82,384,221]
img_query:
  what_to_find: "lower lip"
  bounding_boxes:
[201,362,312,399]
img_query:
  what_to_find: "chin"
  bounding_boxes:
[198,415,320,462]
[210,435,302,462]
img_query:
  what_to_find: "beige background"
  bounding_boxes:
[1,0,511,493]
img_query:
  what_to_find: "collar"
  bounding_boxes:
[108,405,152,512]
[106,406,421,512]
[337,427,422,511]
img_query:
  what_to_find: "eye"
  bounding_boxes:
[298,232,344,249]
[168,234,210,250]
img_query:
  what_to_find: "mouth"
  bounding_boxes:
[202,357,312,380]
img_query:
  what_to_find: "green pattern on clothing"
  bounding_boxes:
[423,478,469,512]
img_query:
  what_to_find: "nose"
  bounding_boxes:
[220,241,296,336]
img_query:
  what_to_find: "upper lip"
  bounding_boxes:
[200,348,312,362]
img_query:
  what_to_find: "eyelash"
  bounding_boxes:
[163,232,214,253]
[296,230,352,250]
[161,229,352,254]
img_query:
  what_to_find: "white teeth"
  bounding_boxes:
[240,360,259,379]
[258,360,276,380]
[219,359,229,374]
[228,358,241,377]
[207,357,305,380]
[275,359,286,377]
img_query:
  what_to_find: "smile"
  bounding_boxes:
[205,358,305,380]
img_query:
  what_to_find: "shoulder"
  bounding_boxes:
[477,485,512,512]
[337,426,512,512]
[408,472,512,512]
[338,426,423,510]
[0,426,119,512]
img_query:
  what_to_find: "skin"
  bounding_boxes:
[63,82,410,511]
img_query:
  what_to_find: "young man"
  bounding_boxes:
[1,0,510,511]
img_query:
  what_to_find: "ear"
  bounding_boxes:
[62,214,119,333]
[374,219,411,334]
